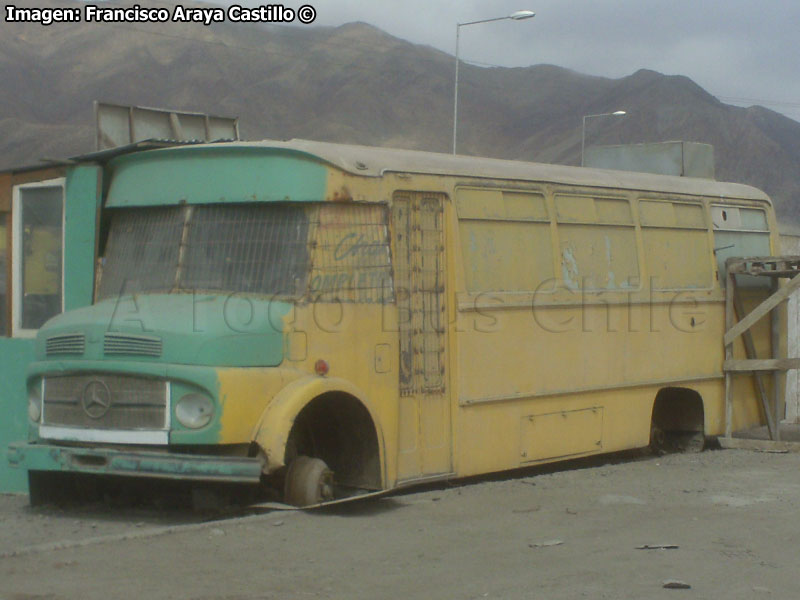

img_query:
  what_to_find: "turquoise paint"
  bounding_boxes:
[106,147,328,208]
[27,292,293,449]
[168,380,222,445]
[8,443,263,483]
[63,166,101,310]
[26,359,223,446]
[4,149,315,491]
[36,294,291,367]
[0,165,100,493]
[27,359,219,394]
[0,340,36,492]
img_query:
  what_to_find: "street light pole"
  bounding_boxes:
[453,10,535,155]
[581,110,627,166]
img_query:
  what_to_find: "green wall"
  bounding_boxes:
[0,340,36,491]
[0,165,100,493]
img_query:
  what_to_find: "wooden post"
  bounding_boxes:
[771,277,782,441]
[723,257,800,443]
[733,290,776,438]
[724,269,735,439]
[724,272,800,346]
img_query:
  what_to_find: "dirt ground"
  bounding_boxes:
[1,447,799,600]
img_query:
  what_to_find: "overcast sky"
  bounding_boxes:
[303,0,800,121]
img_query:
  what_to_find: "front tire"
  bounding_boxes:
[283,456,334,507]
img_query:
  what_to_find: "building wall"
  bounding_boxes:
[0,165,100,492]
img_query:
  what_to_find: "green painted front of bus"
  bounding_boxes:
[0,166,101,492]
[25,359,226,446]
[36,294,293,368]
[3,146,322,491]
[106,146,329,208]
[23,294,295,452]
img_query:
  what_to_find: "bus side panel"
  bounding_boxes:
[449,187,775,478]
[453,301,725,476]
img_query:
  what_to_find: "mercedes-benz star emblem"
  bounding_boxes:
[81,380,112,419]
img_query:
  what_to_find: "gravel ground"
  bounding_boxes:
[1,447,799,599]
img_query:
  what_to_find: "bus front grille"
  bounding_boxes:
[42,374,167,430]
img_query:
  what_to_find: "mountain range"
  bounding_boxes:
[2,0,799,224]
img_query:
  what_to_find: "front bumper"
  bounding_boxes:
[7,442,264,484]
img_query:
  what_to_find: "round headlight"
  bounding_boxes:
[28,386,42,423]
[175,393,214,429]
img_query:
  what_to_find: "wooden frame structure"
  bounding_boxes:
[724,256,800,442]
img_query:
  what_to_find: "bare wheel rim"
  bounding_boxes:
[284,456,335,507]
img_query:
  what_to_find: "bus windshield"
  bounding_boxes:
[97,204,311,300]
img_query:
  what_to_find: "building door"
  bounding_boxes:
[392,191,451,480]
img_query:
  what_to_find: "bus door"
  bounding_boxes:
[392,192,452,480]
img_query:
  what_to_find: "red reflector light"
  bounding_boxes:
[314,359,329,376]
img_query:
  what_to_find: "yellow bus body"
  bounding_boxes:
[244,141,776,489]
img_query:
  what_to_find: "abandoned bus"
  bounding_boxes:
[8,140,778,506]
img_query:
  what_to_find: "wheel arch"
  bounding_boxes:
[251,376,386,489]
[650,386,706,434]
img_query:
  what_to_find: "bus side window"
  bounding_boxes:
[12,181,64,336]
[554,194,639,291]
[455,188,554,292]
[639,200,711,290]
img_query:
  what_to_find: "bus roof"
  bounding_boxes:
[118,138,773,204]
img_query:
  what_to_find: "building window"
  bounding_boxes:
[12,180,64,336]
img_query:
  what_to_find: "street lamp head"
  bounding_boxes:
[581,111,628,167]
[510,10,535,20]
[452,9,535,154]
